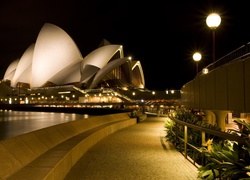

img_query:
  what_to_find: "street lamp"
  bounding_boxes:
[206,13,221,63]
[193,52,202,75]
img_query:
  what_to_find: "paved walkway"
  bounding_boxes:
[64,116,199,180]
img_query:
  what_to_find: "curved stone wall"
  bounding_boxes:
[0,112,137,179]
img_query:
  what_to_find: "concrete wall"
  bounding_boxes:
[181,56,250,112]
[0,112,137,179]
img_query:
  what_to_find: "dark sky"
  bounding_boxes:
[0,0,250,90]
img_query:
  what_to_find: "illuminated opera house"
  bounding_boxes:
[0,23,148,105]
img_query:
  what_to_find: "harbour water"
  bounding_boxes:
[0,110,90,141]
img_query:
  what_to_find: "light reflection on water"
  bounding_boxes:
[0,110,90,141]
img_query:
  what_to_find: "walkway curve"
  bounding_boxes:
[65,116,199,180]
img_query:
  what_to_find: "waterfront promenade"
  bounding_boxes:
[64,116,198,180]
[0,110,199,179]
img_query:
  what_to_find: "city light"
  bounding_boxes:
[206,13,221,63]
[193,52,202,74]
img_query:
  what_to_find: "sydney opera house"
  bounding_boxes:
[0,23,150,105]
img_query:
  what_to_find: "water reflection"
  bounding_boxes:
[0,110,89,141]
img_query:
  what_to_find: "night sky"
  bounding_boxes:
[0,0,250,91]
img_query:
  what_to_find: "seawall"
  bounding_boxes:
[0,112,140,179]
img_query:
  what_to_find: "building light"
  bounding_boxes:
[58,91,71,94]
[202,68,209,74]
[25,97,29,104]
[9,98,12,104]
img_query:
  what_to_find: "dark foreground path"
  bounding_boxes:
[65,116,199,180]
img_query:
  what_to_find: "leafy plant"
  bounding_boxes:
[232,119,250,138]
[166,110,250,179]
[198,117,250,180]
[198,139,250,179]
[171,109,221,131]
[165,110,222,165]
[164,117,178,143]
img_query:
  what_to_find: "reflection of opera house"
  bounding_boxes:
[0,23,149,105]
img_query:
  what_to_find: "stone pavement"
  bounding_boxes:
[64,116,199,180]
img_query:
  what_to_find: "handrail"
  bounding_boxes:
[171,117,246,144]
[196,42,250,77]
[168,116,247,166]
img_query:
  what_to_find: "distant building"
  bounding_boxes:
[0,23,149,105]
[0,23,180,110]
[3,23,145,90]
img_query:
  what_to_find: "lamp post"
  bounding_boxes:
[206,13,221,63]
[193,52,202,75]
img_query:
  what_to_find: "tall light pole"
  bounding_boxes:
[206,13,221,63]
[193,52,202,75]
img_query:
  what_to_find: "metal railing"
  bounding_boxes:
[197,42,250,77]
[168,117,247,167]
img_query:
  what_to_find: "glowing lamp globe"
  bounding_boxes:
[193,52,202,62]
[206,13,221,29]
